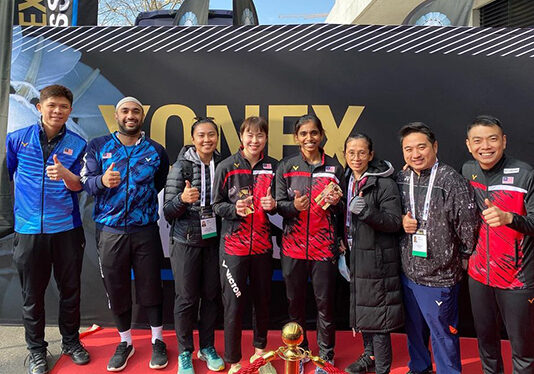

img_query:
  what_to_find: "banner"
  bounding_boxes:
[403,0,474,26]
[173,0,209,26]
[233,0,259,26]
[13,0,98,26]
[3,24,534,333]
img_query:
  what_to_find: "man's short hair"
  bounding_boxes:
[467,115,503,135]
[399,122,436,145]
[39,85,73,106]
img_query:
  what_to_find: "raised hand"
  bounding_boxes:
[294,190,310,211]
[260,186,276,211]
[402,211,418,234]
[46,154,67,181]
[181,180,200,204]
[482,198,513,227]
[102,162,121,188]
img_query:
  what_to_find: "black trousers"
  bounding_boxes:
[13,227,85,353]
[362,332,392,374]
[281,255,337,361]
[220,252,272,363]
[96,225,163,315]
[469,277,534,374]
[170,241,220,353]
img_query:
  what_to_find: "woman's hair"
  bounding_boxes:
[191,117,219,137]
[240,116,268,136]
[293,114,325,136]
[344,132,373,153]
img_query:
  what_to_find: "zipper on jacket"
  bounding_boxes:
[485,179,490,285]
[40,163,46,233]
[305,164,314,260]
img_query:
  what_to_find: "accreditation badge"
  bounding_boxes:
[412,229,428,258]
[200,211,217,239]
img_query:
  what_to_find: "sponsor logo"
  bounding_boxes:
[435,300,443,306]
[234,162,240,168]
[63,148,73,156]
[504,168,520,174]
[292,165,299,170]
[528,298,534,304]
[472,174,477,180]
[221,260,241,298]
[145,157,152,162]
[326,166,335,173]
[103,152,112,159]
[263,163,272,169]
[449,325,458,334]
[502,176,514,184]
[21,141,28,147]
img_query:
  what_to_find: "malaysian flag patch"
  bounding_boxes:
[63,148,73,156]
[502,176,514,184]
[263,163,272,169]
[103,152,112,159]
[325,166,335,173]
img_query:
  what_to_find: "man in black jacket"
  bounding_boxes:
[397,122,478,374]
[463,115,534,374]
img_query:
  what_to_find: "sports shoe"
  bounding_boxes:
[178,351,195,374]
[314,360,334,374]
[228,363,242,374]
[406,366,433,374]
[26,351,49,374]
[149,339,168,369]
[250,353,277,374]
[345,354,375,373]
[197,346,225,371]
[107,342,134,372]
[62,341,90,365]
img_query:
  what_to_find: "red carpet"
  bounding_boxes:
[52,329,512,373]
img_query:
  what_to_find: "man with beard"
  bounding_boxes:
[81,97,169,372]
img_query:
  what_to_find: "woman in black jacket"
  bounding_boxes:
[343,133,403,374]
[163,118,224,374]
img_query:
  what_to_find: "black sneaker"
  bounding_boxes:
[149,339,168,369]
[107,342,135,372]
[26,351,49,374]
[406,366,433,374]
[345,354,375,373]
[62,341,90,365]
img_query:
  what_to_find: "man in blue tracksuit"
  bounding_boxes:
[81,97,169,372]
[6,85,90,374]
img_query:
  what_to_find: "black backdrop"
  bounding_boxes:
[3,24,534,337]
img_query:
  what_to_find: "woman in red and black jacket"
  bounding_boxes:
[212,116,278,374]
[275,114,345,373]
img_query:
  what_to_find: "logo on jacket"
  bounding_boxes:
[435,300,443,306]
[528,298,534,304]
[145,157,152,162]
[263,163,272,169]
[292,165,299,170]
[103,152,112,159]
[502,176,514,184]
[63,148,73,156]
[472,174,477,180]
[221,260,241,298]
[234,162,240,168]
[326,166,335,173]
[21,141,28,147]
[504,168,520,174]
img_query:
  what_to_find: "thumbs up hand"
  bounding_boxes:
[482,198,513,227]
[260,186,276,211]
[402,211,418,234]
[293,189,310,211]
[180,180,200,203]
[102,162,121,188]
[349,191,366,215]
[46,154,67,181]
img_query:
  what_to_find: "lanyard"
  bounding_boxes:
[200,158,215,208]
[409,161,438,224]
[346,174,356,228]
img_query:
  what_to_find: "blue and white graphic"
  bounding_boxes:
[179,11,199,26]
[415,12,452,26]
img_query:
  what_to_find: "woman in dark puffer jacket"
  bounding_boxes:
[343,133,403,374]
[163,118,224,374]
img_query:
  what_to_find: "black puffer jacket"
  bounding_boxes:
[163,145,222,247]
[346,159,404,333]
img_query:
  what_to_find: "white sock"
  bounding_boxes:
[151,325,163,344]
[118,329,132,346]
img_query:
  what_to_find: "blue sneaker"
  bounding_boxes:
[178,351,194,374]
[197,346,225,371]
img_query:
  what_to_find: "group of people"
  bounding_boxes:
[6,83,534,374]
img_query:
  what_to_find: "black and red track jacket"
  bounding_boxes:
[212,150,278,256]
[275,150,345,261]
[462,156,534,289]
